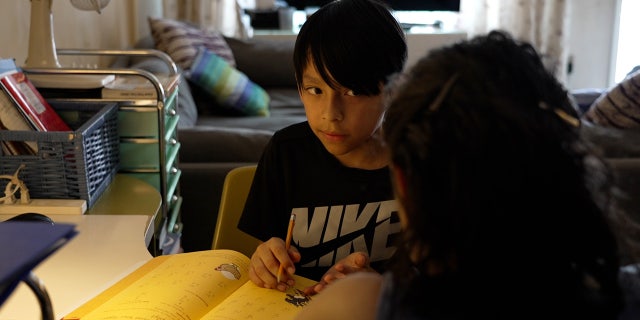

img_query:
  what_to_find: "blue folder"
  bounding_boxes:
[0,221,77,306]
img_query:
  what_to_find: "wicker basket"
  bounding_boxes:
[0,102,119,208]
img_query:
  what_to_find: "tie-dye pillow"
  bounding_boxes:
[186,48,270,117]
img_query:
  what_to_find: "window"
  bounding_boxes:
[613,0,640,84]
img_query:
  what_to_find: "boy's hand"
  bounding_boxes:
[248,237,300,292]
[303,251,373,295]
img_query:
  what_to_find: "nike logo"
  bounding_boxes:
[300,217,395,266]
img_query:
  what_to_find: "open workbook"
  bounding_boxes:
[62,249,316,320]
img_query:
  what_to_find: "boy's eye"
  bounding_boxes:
[346,90,357,96]
[305,87,322,95]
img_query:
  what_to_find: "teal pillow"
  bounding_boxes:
[186,48,270,117]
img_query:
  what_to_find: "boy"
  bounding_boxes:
[237,0,407,294]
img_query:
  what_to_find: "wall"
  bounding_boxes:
[566,0,618,90]
[0,0,160,68]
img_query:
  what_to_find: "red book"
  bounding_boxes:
[0,59,71,131]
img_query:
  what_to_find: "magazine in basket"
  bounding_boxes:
[0,58,70,132]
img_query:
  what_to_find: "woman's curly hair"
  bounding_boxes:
[382,30,639,317]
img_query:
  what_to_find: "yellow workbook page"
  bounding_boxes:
[201,274,316,319]
[64,250,316,320]
[65,250,251,320]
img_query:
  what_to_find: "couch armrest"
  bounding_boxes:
[570,88,606,115]
[178,127,273,163]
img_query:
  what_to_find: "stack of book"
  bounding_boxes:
[101,73,180,100]
[37,73,180,102]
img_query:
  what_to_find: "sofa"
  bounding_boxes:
[572,83,640,236]
[118,22,640,254]
[113,34,306,252]
[178,36,308,252]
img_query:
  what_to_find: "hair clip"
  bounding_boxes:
[538,102,580,127]
[428,74,459,112]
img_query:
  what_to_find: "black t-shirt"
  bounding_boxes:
[238,122,400,280]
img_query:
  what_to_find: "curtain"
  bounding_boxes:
[162,0,249,39]
[459,0,571,84]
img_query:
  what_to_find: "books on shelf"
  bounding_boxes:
[62,249,316,320]
[0,87,37,155]
[101,74,180,100]
[0,59,71,132]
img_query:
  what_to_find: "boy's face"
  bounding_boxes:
[299,62,386,168]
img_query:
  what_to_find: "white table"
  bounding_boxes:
[0,214,153,320]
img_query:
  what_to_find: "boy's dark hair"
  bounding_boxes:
[382,30,634,317]
[293,0,407,95]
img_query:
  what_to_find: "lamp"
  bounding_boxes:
[23,0,115,88]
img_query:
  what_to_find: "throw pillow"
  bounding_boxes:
[583,71,640,128]
[148,17,236,70]
[186,48,270,117]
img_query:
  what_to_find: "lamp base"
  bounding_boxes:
[27,73,115,89]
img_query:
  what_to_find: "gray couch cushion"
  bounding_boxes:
[267,88,303,110]
[194,114,304,132]
[224,36,297,88]
[178,126,273,162]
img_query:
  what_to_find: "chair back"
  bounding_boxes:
[211,165,260,257]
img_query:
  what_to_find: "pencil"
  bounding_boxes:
[277,213,296,283]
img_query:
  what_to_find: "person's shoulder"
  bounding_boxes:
[333,271,384,289]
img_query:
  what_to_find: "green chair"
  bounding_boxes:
[211,165,261,258]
